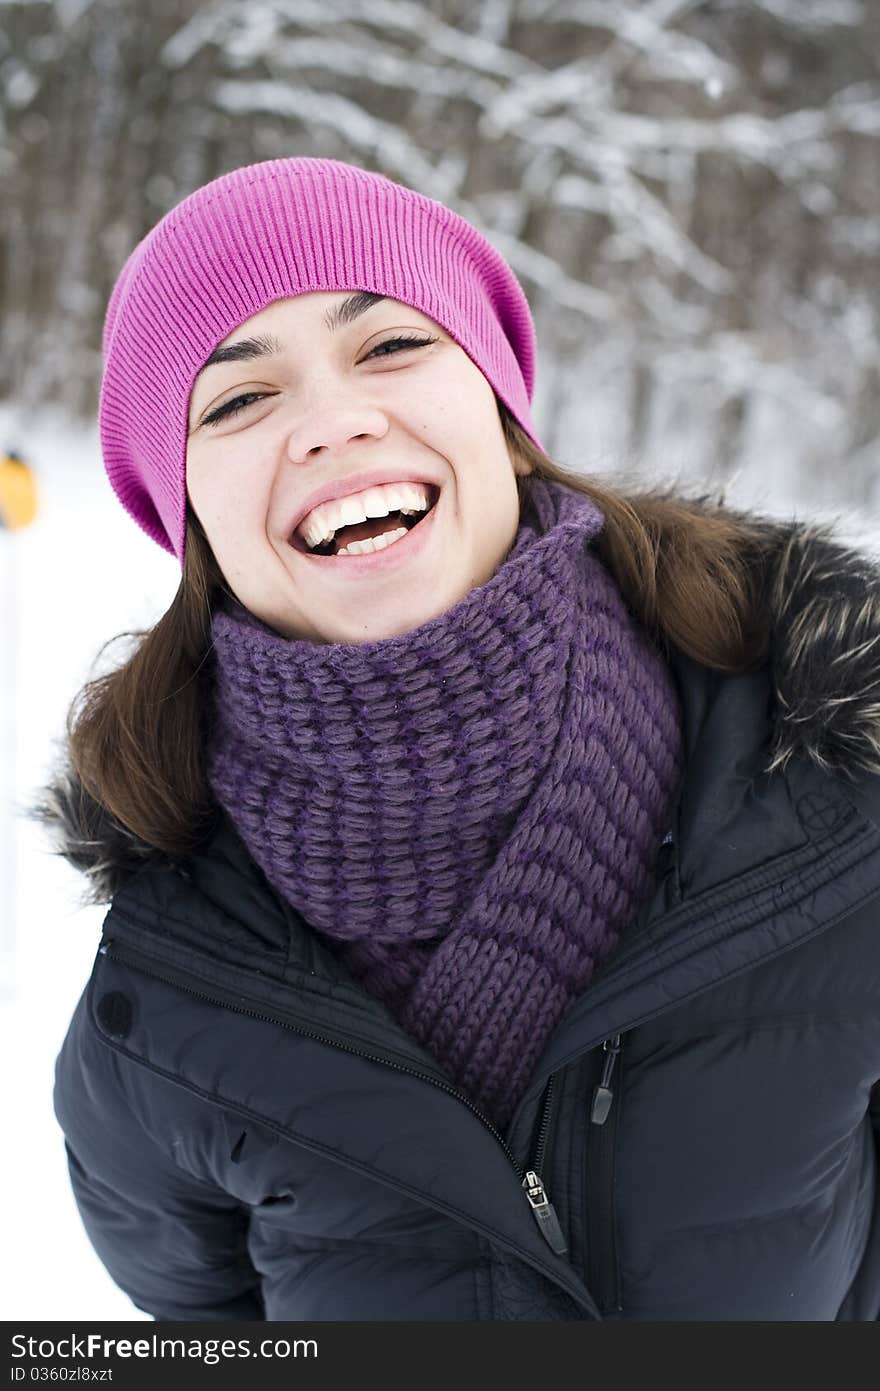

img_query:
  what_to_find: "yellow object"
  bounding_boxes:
[0,455,38,530]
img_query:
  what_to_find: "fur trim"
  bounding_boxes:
[28,763,171,907]
[25,508,880,902]
[761,521,880,781]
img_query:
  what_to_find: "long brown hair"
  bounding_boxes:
[56,403,771,858]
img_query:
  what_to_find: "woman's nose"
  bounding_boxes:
[284,402,389,465]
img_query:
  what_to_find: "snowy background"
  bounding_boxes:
[4,0,880,493]
[1,404,175,1319]
[2,0,878,1321]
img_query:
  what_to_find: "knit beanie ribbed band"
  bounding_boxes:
[98,157,544,564]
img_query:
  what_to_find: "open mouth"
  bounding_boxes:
[289,484,441,558]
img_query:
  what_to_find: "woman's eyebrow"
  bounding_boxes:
[324,290,387,333]
[194,292,388,380]
[194,333,284,380]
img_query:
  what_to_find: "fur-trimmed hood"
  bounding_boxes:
[27,505,880,907]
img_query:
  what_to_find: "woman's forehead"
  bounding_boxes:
[214,291,436,345]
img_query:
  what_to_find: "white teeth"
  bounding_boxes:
[336,526,409,557]
[298,480,432,550]
[361,487,392,518]
[337,496,368,527]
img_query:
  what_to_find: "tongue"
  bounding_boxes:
[334,512,410,549]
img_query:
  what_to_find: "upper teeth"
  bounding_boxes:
[297,481,432,550]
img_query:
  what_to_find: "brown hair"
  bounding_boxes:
[57,403,771,858]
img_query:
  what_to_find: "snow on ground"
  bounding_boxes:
[1,403,176,1320]
[1,401,877,1321]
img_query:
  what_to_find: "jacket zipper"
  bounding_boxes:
[522,1073,568,1255]
[99,937,568,1256]
[586,1033,622,1314]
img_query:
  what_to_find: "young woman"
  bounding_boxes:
[35,157,880,1321]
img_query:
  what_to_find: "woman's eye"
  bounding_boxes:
[201,335,436,427]
[365,333,437,359]
[203,391,267,427]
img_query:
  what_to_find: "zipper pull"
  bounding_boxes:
[522,1170,568,1255]
[657,829,675,872]
[590,1034,621,1126]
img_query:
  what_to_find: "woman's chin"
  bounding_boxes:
[312,596,455,646]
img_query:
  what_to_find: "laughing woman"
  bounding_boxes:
[34,158,880,1321]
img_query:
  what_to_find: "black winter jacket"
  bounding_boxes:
[42,513,880,1321]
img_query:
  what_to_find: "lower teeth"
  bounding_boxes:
[335,525,409,557]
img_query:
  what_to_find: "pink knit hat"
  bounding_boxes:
[98,157,544,566]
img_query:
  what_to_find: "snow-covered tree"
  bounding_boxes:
[1,0,878,515]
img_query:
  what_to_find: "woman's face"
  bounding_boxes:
[185,291,532,644]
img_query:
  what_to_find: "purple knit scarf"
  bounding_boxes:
[206,477,683,1130]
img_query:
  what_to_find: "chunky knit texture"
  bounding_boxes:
[98,157,543,566]
[207,477,684,1131]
